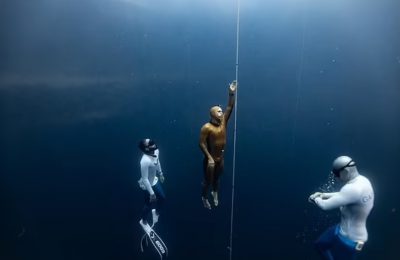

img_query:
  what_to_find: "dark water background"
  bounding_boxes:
[1,0,399,259]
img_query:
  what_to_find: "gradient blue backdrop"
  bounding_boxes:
[1,0,399,259]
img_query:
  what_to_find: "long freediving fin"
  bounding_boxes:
[140,220,168,259]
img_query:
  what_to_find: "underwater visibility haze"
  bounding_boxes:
[1,0,400,259]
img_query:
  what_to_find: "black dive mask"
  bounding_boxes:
[139,139,158,155]
[332,160,355,177]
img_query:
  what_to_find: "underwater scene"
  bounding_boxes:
[1,0,399,259]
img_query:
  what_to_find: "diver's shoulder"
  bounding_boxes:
[201,122,214,130]
[359,175,374,189]
[351,175,374,193]
[140,154,152,164]
[357,175,372,184]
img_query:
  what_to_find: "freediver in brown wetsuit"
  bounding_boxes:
[199,80,237,209]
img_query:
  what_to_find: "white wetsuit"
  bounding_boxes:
[138,149,162,195]
[315,174,374,242]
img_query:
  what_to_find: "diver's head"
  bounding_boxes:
[138,138,158,156]
[210,105,223,123]
[331,155,359,182]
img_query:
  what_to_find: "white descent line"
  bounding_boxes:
[229,0,240,259]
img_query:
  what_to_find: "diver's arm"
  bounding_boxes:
[199,125,213,161]
[155,151,165,182]
[314,185,361,210]
[155,150,163,174]
[157,159,164,177]
[224,81,237,122]
[321,193,335,199]
[141,160,155,195]
[308,192,335,202]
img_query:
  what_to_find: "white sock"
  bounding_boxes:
[152,209,159,226]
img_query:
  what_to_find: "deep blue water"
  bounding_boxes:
[1,0,400,259]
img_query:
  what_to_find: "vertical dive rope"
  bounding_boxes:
[229,0,240,259]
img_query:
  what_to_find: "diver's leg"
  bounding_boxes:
[331,233,359,260]
[153,182,166,212]
[332,241,358,260]
[152,182,165,225]
[202,158,213,209]
[211,159,224,206]
[314,225,336,260]
[212,159,224,192]
[140,190,152,224]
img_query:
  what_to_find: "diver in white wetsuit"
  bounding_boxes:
[137,139,166,231]
[309,156,374,260]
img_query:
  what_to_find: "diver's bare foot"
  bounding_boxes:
[211,191,218,207]
[202,197,211,209]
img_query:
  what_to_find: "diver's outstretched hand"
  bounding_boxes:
[229,80,237,94]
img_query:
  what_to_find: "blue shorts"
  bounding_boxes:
[314,225,363,260]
